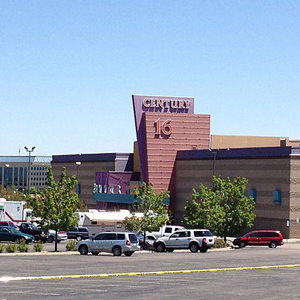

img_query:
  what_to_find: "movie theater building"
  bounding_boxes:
[51,94,300,238]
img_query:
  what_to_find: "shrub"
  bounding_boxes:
[214,238,226,248]
[66,240,76,251]
[6,243,17,253]
[17,240,29,252]
[33,241,44,252]
[0,244,4,253]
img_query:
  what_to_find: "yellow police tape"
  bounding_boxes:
[1,264,300,282]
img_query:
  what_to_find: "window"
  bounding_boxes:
[178,231,190,238]
[117,233,125,240]
[248,189,256,202]
[164,227,172,233]
[128,234,137,243]
[102,233,116,240]
[249,232,258,238]
[273,190,282,205]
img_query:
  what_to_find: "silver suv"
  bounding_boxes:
[154,229,214,253]
[76,232,140,256]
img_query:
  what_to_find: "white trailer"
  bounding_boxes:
[75,209,143,237]
[0,198,33,226]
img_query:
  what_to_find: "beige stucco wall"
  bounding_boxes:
[211,135,300,149]
[175,156,295,238]
[211,135,288,149]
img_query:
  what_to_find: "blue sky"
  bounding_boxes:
[1,1,300,156]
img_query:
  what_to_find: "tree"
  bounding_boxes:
[123,182,169,247]
[28,167,79,251]
[183,177,255,242]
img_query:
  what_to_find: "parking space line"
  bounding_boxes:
[1,264,300,282]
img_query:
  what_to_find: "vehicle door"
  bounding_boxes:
[167,231,191,248]
[101,233,117,252]
[247,232,259,245]
[0,227,13,242]
[91,233,106,251]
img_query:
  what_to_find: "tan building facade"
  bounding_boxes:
[211,135,300,149]
[175,147,300,239]
[51,153,134,209]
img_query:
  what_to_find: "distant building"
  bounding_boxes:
[0,156,51,190]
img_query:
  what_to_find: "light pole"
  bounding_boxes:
[209,148,217,177]
[76,162,81,194]
[24,146,35,192]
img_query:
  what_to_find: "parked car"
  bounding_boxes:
[76,231,140,256]
[47,229,68,243]
[0,226,34,243]
[233,230,284,248]
[0,221,19,229]
[67,227,89,241]
[154,229,214,253]
[19,222,47,242]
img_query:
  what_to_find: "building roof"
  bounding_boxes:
[0,156,52,163]
[52,153,133,163]
[177,146,300,160]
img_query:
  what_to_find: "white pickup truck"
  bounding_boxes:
[146,225,185,239]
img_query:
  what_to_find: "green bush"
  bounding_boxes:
[6,243,17,253]
[66,240,76,251]
[33,241,44,252]
[0,244,4,253]
[17,240,29,252]
[214,238,226,248]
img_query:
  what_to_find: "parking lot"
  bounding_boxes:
[0,243,300,299]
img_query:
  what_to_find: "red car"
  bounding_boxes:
[233,230,284,248]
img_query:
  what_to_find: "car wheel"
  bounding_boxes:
[239,241,246,248]
[91,252,99,255]
[166,248,174,253]
[112,246,122,256]
[200,247,208,253]
[124,251,134,256]
[269,241,277,248]
[79,245,88,255]
[156,243,165,252]
[34,235,40,242]
[47,236,54,243]
[76,236,82,241]
[190,243,199,253]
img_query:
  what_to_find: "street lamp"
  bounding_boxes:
[24,146,35,192]
[75,162,81,194]
[209,148,217,177]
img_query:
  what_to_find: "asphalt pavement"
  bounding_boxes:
[1,243,300,299]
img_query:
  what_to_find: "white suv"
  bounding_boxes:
[76,232,140,256]
[154,229,214,253]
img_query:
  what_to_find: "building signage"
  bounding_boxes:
[132,95,194,181]
[142,98,191,110]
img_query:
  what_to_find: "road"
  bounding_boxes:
[0,243,300,299]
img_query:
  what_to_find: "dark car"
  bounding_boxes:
[19,222,47,243]
[233,230,284,248]
[0,221,19,229]
[0,226,34,243]
[67,227,89,241]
